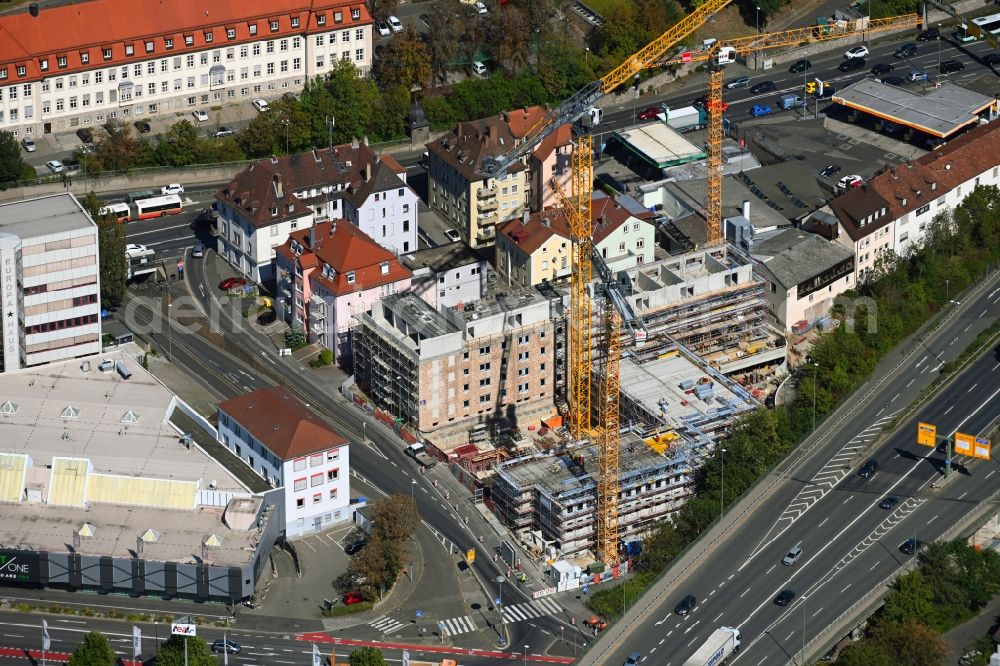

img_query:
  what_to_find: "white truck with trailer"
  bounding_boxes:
[404,442,437,469]
[683,626,741,666]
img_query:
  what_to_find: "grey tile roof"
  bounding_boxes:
[753,228,855,289]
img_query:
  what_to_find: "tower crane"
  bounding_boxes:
[481,2,918,564]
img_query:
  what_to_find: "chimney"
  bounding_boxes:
[28,2,38,16]
[273,173,283,198]
[309,224,316,248]
[365,162,372,182]
[742,200,750,220]
[520,210,529,226]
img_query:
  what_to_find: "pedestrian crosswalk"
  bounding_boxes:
[501,597,563,624]
[437,615,477,637]
[369,616,408,634]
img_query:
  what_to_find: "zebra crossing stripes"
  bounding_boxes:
[369,616,407,634]
[501,596,563,623]
[437,615,477,637]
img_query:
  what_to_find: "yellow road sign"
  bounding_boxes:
[917,422,936,447]
[954,431,975,456]
[466,548,476,564]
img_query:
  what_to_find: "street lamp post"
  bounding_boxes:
[362,421,367,443]
[937,24,942,84]
[585,47,590,65]
[281,116,290,154]
[524,645,529,666]
[811,362,820,432]
[756,6,761,34]
[495,574,507,644]
[632,74,640,122]
[410,479,417,499]
[801,595,806,666]
[720,448,727,523]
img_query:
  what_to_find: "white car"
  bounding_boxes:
[126,243,148,253]
[161,183,184,195]
[444,228,462,242]
[192,110,208,122]
[22,138,37,152]
[838,174,863,189]
[377,22,390,36]
[388,15,403,32]
[844,45,869,59]
[252,98,269,112]
[472,61,488,76]
[46,160,64,173]
[474,1,488,14]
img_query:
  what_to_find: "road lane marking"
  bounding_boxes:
[959,492,968,500]
[714,612,724,622]
[945,405,955,415]
[982,309,989,318]
[891,393,900,402]
[841,584,851,593]
[876,407,885,416]
[843,496,853,504]
[740,587,751,598]
[928,514,938,524]
[965,324,972,332]
[683,620,701,635]
[906,379,915,387]
[988,470,996,478]
[968,383,978,393]
[766,565,776,574]
[813,607,824,617]
[688,637,699,647]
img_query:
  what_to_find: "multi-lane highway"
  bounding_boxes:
[592,276,1000,665]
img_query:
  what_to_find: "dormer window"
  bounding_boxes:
[249,23,258,35]
[351,8,360,19]
[334,11,343,23]
[103,48,112,60]
[346,271,356,284]
[0,68,6,79]
[271,206,279,217]
[227,27,236,39]
[204,31,214,43]
[124,45,134,56]
[80,52,89,64]
[185,35,194,46]
[57,56,67,68]
[16,65,25,77]
[40,59,48,71]
[270,20,279,32]
[380,262,389,275]
[291,16,300,28]
[317,14,326,25]
[145,41,154,53]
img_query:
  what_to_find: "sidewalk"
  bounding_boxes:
[942,595,1000,664]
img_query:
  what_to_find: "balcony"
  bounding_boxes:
[477,194,498,211]
[476,226,496,243]
[308,295,327,320]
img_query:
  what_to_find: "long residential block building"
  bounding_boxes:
[0,193,101,373]
[0,0,372,139]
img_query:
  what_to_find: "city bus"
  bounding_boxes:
[133,194,183,219]
[97,202,131,224]
[971,13,1000,37]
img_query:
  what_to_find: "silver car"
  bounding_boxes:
[782,546,802,565]
[191,244,205,258]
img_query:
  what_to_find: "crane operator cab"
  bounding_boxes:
[714,46,737,66]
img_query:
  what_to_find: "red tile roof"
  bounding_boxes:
[217,142,402,230]
[497,193,646,255]
[218,385,347,460]
[275,219,412,296]
[503,107,547,140]
[867,120,1000,220]
[427,111,535,181]
[0,0,369,83]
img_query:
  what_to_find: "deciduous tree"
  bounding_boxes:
[425,0,466,84]
[155,635,216,666]
[68,631,116,666]
[349,646,387,666]
[369,0,399,26]
[82,192,127,307]
[0,130,34,185]
[371,494,420,543]
[374,27,432,91]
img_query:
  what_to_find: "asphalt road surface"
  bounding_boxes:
[597,276,1000,666]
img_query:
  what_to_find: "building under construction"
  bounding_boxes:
[621,244,787,383]
[489,343,755,556]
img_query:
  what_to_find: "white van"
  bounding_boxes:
[471,61,488,76]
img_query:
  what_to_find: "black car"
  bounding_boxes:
[750,80,777,94]
[133,120,151,133]
[789,59,812,73]
[917,27,940,41]
[344,539,366,555]
[871,62,893,75]
[894,42,917,58]
[939,59,965,74]
[76,128,94,143]
[879,496,899,510]
[692,94,710,108]
[775,589,796,606]
[838,57,866,72]
[900,538,921,555]
[62,158,81,172]
[211,639,241,654]
[859,459,879,479]
[881,75,906,86]
[984,53,1000,68]
[674,594,698,616]
[820,164,842,178]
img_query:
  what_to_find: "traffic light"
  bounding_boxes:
[805,81,817,95]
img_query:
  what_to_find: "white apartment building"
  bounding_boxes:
[829,120,1000,281]
[400,241,489,310]
[216,142,418,284]
[0,193,101,373]
[217,385,351,539]
[0,0,372,139]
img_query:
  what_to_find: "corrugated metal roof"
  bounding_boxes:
[86,474,197,510]
[0,454,26,503]
[49,458,89,507]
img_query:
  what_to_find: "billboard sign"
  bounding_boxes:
[973,436,992,461]
[0,551,39,584]
[917,422,937,447]
[170,622,197,636]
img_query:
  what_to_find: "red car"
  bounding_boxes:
[637,107,661,121]
[343,591,365,605]
[219,277,247,291]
